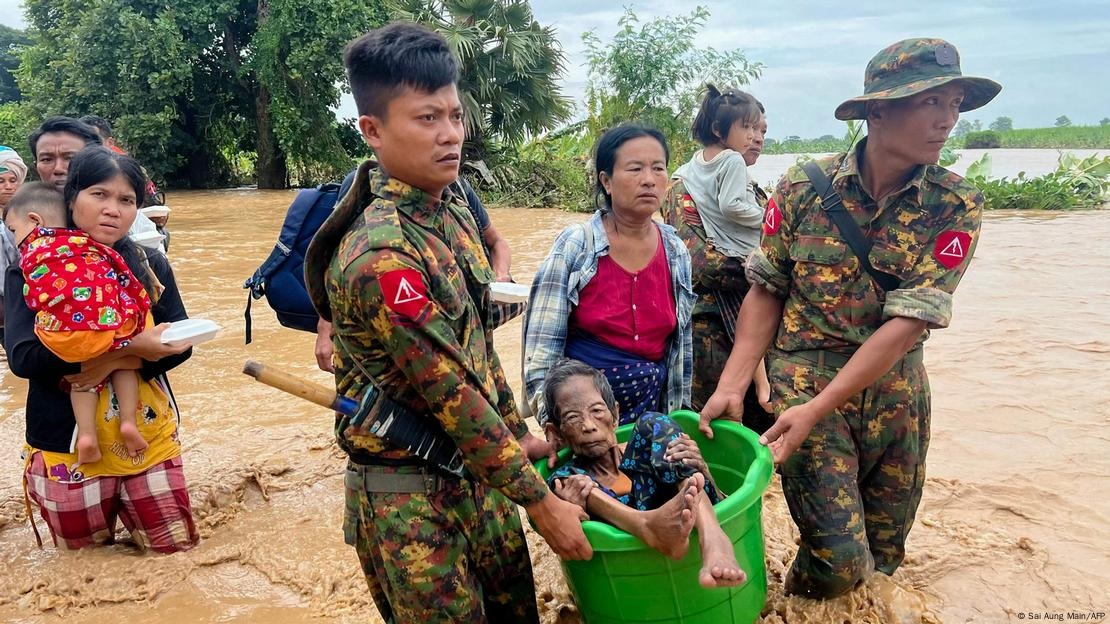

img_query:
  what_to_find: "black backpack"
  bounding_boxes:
[243,182,342,343]
[244,171,490,344]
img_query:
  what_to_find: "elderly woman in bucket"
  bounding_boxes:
[543,358,745,588]
[523,124,695,431]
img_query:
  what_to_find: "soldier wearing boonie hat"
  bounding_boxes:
[698,38,1000,598]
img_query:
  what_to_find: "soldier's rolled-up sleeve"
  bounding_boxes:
[346,252,548,507]
[882,191,984,329]
[745,175,796,298]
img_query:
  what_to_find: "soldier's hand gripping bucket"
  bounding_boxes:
[535,410,773,623]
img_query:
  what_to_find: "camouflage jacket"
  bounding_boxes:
[304,161,546,506]
[746,139,983,352]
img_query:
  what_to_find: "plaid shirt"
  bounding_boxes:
[522,211,694,424]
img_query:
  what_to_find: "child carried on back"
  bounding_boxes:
[3,183,151,464]
[672,85,772,408]
[672,85,765,260]
[543,358,746,588]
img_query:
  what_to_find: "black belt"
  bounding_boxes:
[345,461,458,494]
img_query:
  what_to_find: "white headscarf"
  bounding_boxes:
[0,146,28,183]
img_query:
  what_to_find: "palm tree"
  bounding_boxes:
[388,0,571,161]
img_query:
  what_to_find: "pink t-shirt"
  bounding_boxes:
[570,233,677,361]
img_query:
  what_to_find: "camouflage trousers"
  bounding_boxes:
[343,463,539,623]
[690,293,774,434]
[769,348,930,599]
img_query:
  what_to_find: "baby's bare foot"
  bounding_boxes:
[119,421,149,458]
[76,434,102,464]
[639,474,703,560]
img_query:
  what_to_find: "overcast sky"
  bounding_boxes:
[3,0,1108,140]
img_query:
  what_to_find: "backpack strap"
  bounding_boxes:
[801,161,900,293]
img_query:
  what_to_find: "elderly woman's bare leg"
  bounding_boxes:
[692,494,746,587]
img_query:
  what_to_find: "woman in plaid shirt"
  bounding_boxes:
[523,124,694,428]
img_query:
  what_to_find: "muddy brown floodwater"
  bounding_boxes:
[1,183,1108,624]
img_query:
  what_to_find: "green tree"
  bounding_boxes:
[337,117,374,160]
[1101,117,1110,126]
[953,119,974,137]
[971,119,983,132]
[19,0,388,188]
[0,101,38,150]
[0,25,31,103]
[389,0,571,162]
[1055,115,1072,127]
[251,0,390,186]
[989,116,1013,132]
[582,6,762,162]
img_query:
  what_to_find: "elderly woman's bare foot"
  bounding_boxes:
[697,523,746,588]
[638,474,703,559]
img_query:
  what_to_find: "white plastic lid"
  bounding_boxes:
[161,318,221,345]
[490,282,530,304]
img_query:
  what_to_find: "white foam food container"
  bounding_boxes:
[130,231,166,250]
[141,205,171,218]
[160,318,221,345]
[490,282,530,304]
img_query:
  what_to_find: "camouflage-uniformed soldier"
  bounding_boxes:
[660,164,773,433]
[304,23,589,623]
[699,38,1000,598]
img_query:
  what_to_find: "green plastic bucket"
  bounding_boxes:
[535,410,773,624]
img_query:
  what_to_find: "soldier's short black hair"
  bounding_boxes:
[28,117,102,160]
[543,359,618,427]
[2,181,65,223]
[343,22,460,119]
[593,123,669,211]
[691,84,763,147]
[79,115,114,139]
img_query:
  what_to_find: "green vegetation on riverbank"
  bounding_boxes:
[480,6,759,211]
[968,152,1110,211]
[762,124,1110,155]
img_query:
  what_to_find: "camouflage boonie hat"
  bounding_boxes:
[835,38,1001,121]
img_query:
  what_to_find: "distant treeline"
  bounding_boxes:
[763,124,1110,155]
[954,125,1110,149]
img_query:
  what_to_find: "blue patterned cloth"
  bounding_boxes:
[565,332,665,425]
[548,412,719,511]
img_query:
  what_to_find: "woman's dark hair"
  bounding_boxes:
[691,85,763,147]
[28,116,102,160]
[592,123,669,211]
[543,358,618,427]
[344,22,459,119]
[63,146,159,296]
